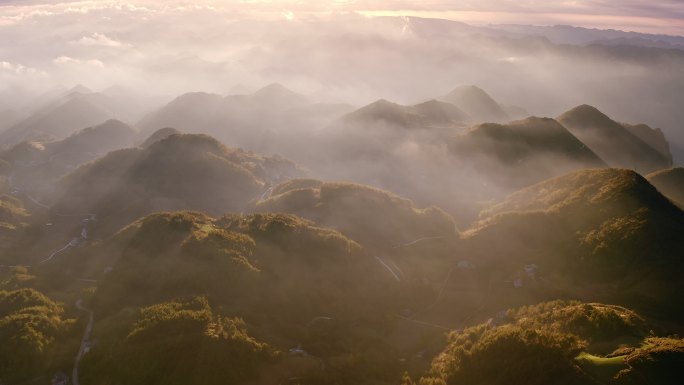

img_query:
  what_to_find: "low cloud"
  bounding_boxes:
[53,55,104,67]
[70,32,128,47]
[0,60,44,75]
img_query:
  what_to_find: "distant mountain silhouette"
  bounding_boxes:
[253,179,456,247]
[53,133,303,234]
[137,84,329,154]
[439,85,510,123]
[46,119,136,166]
[450,117,606,188]
[0,120,137,200]
[250,82,308,109]
[557,105,672,173]
[140,127,182,148]
[0,91,113,146]
[647,167,684,207]
[340,98,468,129]
[503,105,530,120]
[621,122,672,159]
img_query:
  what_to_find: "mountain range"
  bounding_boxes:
[0,82,682,384]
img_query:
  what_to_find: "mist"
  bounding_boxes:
[1,3,684,158]
[1,2,684,385]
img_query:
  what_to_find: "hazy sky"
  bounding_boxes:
[1,0,683,161]
[0,0,682,35]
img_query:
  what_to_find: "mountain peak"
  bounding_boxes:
[446,84,487,95]
[557,105,672,172]
[65,84,92,95]
[439,85,509,123]
[557,104,611,125]
[251,83,307,107]
[340,99,414,126]
[140,127,182,148]
[254,82,291,94]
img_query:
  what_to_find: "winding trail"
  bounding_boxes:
[72,299,94,385]
[8,163,100,383]
[258,185,275,201]
[39,238,79,264]
[395,314,452,331]
[374,255,401,282]
[392,236,446,250]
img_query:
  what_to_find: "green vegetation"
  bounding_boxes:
[469,169,684,276]
[0,266,35,290]
[0,288,75,382]
[613,337,684,385]
[255,180,456,248]
[419,301,680,385]
[462,169,684,321]
[0,193,28,227]
[0,194,29,251]
[52,133,303,234]
[509,301,649,343]
[75,211,412,385]
[341,99,468,129]
[81,296,277,385]
[421,324,591,385]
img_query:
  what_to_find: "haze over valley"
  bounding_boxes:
[1,1,684,384]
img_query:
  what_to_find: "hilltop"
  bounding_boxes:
[450,117,606,188]
[420,300,683,385]
[464,169,684,318]
[253,179,457,248]
[66,211,406,384]
[0,288,76,382]
[250,82,309,109]
[137,84,326,154]
[439,85,510,123]
[52,133,303,234]
[557,105,672,173]
[339,99,469,129]
[44,119,136,166]
[0,89,114,146]
[139,127,182,148]
[0,119,137,200]
[81,296,277,385]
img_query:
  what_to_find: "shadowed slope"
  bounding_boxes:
[557,105,672,173]
[646,167,684,206]
[420,301,681,385]
[254,179,457,248]
[439,85,509,123]
[464,169,684,317]
[450,117,606,188]
[52,134,303,234]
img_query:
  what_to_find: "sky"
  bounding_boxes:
[0,0,683,35]
[0,0,683,159]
